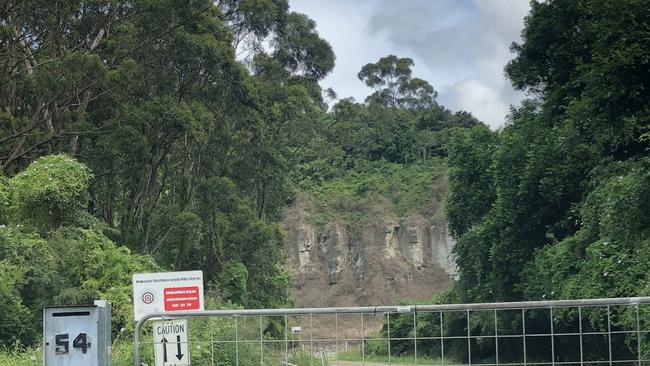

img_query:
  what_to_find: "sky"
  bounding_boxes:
[289,0,531,129]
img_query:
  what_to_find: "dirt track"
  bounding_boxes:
[329,361,438,366]
[332,362,405,366]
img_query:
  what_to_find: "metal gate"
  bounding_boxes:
[134,297,650,366]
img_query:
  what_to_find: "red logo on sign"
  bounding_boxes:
[164,286,200,311]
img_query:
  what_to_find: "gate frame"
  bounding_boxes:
[134,297,650,366]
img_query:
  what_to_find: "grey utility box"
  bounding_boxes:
[43,300,111,366]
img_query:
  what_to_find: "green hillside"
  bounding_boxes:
[1,0,649,363]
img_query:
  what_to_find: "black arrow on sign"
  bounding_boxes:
[161,337,168,363]
[176,335,184,360]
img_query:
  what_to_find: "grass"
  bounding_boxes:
[0,340,140,366]
[335,347,444,365]
[0,347,41,366]
[0,342,322,366]
[288,350,327,365]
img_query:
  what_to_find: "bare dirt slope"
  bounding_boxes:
[283,197,456,338]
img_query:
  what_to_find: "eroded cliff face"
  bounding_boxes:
[283,198,457,309]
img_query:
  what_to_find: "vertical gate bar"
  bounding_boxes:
[387,311,392,365]
[361,313,365,366]
[336,312,340,365]
[636,303,641,366]
[285,314,289,365]
[495,309,499,366]
[440,312,445,366]
[235,316,240,366]
[310,313,314,366]
[607,305,613,366]
[578,307,584,366]
[414,310,418,366]
[522,308,527,366]
[211,325,214,366]
[134,319,142,366]
[551,307,556,366]
[467,309,472,366]
[259,315,263,366]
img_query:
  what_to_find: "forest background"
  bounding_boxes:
[1,0,649,361]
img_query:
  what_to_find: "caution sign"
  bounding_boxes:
[132,271,204,321]
[153,319,190,366]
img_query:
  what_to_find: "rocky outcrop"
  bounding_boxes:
[283,198,457,309]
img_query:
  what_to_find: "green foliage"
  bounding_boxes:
[0,176,9,223]
[521,158,650,301]
[47,227,160,335]
[290,94,480,187]
[1,0,336,325]
[506,0,650,154]
[300,159,447,225]
[9,155,93,231]
[215,261,250,305]
[0,224,159,346]
[441,0,650,361]
[445,125,497,237]
[448,0,650,304]
[0,224,56,345]
[0,346,41,366]
[0,156,159,346]
[0,261,33,347]
[273,12,335,81]
[358,55,436,109]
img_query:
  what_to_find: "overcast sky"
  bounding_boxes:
[289,0,531,129]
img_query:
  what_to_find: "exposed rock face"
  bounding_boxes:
[283,198,457,310]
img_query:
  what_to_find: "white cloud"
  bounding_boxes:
[449,79,512,127]
[473,0,531,40]
[289,0,530,128]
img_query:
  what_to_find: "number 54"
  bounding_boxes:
[54,333,91,355]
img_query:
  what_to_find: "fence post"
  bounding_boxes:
[134,317,145,366]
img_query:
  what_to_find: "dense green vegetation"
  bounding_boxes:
[0,0,334,354]
[449,0,650,307]
[289,54,479,223]
[382,0,650,362]
[299,159,447,225]
[0,0,476,356]
[0,0,334,349]
[2,0,649,363]
[0,155,158,346]
[0,0,344,320]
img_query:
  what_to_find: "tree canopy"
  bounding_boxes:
[438,0,650,360]
[3,1,649,361]
[448,0,650,304]
[358,55,437,109]
[0,0,339,345]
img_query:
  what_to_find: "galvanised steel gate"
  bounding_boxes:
[134,297,650,366]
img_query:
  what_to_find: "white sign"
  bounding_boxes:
[153,319,190,366]
[291,326,302,335]
[132,271,204,321]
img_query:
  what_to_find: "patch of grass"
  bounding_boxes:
[336,347,444,365]
[0,346,41,366]
[1,343,323,366]
[0,340,138,366]
[288,350,326,365]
